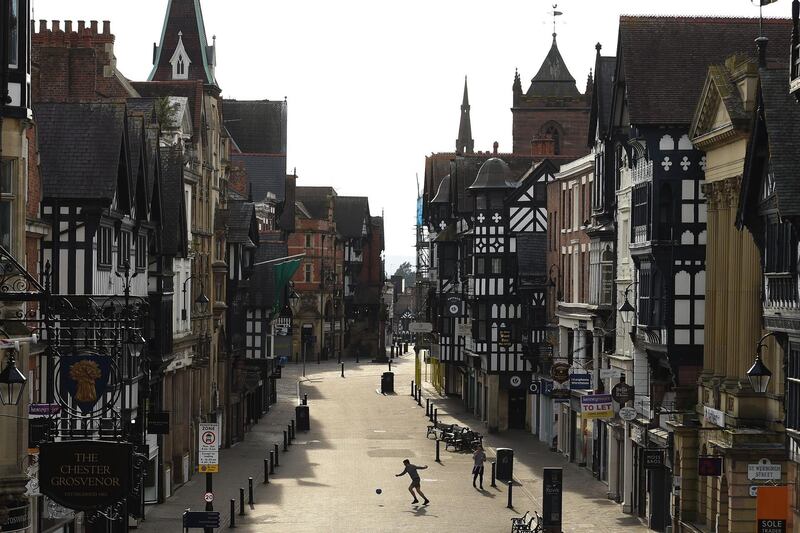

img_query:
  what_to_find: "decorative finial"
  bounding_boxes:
[178,30,183,37]
[550,4,563,39]
[595,42,602,53]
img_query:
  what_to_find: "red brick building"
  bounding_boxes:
[512,33,591,162]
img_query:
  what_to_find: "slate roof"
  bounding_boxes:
[588,51,616,145]
[758,68,800,217]
[248,240,288,307]
[231,153,286,202]
[224,100,287,154]
[296,187,337,220]
[527,35,580,97]
[617,16,791,125]
[36,102,127,201]
[334,196,370,238]
[160,145,186,255]
[225,200,257,245]
[149,0,217,86]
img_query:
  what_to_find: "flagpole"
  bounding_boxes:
[253,252,307,267]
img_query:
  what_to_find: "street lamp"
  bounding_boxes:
[0,349,26,406]
[747,332,774,394]
[182,275,209,320]
[618,283,636,323]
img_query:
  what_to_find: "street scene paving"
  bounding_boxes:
[136,354,648,533]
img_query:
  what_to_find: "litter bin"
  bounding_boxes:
[403,342,408,353]
[381,372,395,394]
[496,448,513,482]
[295,404,310,431]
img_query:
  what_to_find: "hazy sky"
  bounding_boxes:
[35,0,793,274]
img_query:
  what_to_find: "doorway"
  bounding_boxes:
[508,388,526,429]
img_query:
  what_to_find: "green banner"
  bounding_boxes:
[273,258,302,314]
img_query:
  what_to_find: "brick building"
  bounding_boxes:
[512,32,591,162]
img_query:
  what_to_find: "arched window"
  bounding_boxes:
[177,56,185,75]
[542,123,562,155]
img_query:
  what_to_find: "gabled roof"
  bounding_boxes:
[296,187,337,220]
[527,34,580,97]
[588,46,616,146]
[224,200,258,245]
[36,102,128,202]
[224,100,287,154]
[615,16,791,126]
[149,0,217,86]
[335,196,371,239]
[231,153,286,202]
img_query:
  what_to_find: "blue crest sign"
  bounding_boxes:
[60,354,111,414]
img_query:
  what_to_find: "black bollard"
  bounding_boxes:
[435,439,441,463]
[491,461,497,487]
[389,360,392,372]
[269,451,275,474]
[303,393,308,405]
[434,408,438,425]
[229,499,236,528]
[426,398,430,417]
[341,363,345,378]
[238,488,245,516]
[291,420,296,440]
[263,459,269,484]
[274,444,280,467]
[288,424,293,444]
[248,477,254,506]
[356,351,360,363]
[283,430,288,451]
[417,389,422,406]
[507,481,513,509]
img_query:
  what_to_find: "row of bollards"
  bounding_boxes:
[228,411,303,528]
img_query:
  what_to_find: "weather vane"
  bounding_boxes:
[550,4,563,38]
[752,0,778,37]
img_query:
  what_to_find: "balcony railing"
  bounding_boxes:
[631,159,653,185]
[633,225,649,244]
[765,273,799,310]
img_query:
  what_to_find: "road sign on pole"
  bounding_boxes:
[198,423,219,473]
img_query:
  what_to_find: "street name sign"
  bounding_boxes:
[409,322,433,333]
[198,423,219,473]
[748,459,781,481]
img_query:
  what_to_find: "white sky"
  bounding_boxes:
[35,0,793,274]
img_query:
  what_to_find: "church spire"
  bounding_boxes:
[149,0,218,87]
[456,76,474,155]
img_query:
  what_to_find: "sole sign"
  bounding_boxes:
[757,485,788,533]
[759,519,786,533]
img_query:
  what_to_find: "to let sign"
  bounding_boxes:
[198,423,219,473]
[580,394,613,419]
[39,440,131,511]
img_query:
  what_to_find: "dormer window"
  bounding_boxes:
[169,31,191,80]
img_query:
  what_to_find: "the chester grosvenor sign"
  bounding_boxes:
[39,440,131,511]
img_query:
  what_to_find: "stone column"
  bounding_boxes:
[702,181,718,381]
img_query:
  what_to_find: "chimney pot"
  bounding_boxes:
[493,141,499,155]
[52,20,60,32]
[78,21,85,32]
[90,20,98,34]
[102,21,110,34]
[39,19,46,32]
[65,20,72,33]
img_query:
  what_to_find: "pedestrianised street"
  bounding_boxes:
[136,355,648,533]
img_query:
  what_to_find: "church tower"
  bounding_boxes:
[456,76,474,155]
[511,32,590,160]
[148,0,218,87]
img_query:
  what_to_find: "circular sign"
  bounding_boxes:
[612,382,634,404]
[510,375,522,388]
[201,431,216,446]
[449,304,460,315]
[619,407,637,421]
[551,362,570,384]
[529,381,541,394]
[204,492,214,503]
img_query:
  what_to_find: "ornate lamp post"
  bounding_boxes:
[182,275,210,320]
[747,332,775,394]
[0,347,26,406]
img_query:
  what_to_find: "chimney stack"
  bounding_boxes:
[493,141,499,155]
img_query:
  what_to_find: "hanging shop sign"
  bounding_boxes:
[59,354,112,414]
[611,382,634,404]
[0,503,29,533]
[147,411,170,435]
[551,362,570,383]
[542,467,563,530]
[569,373,591,390]
[643,449,665,469]
[619,406,637,421]
[756,485,789,533]
[580,394,613,419]
[551,388,571,401]
[528,381,541,395]
[443,296,462,317]
[39,440,132,511]
[698,456,723,477]
[498,327,512,348]
[501,374,530,390]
